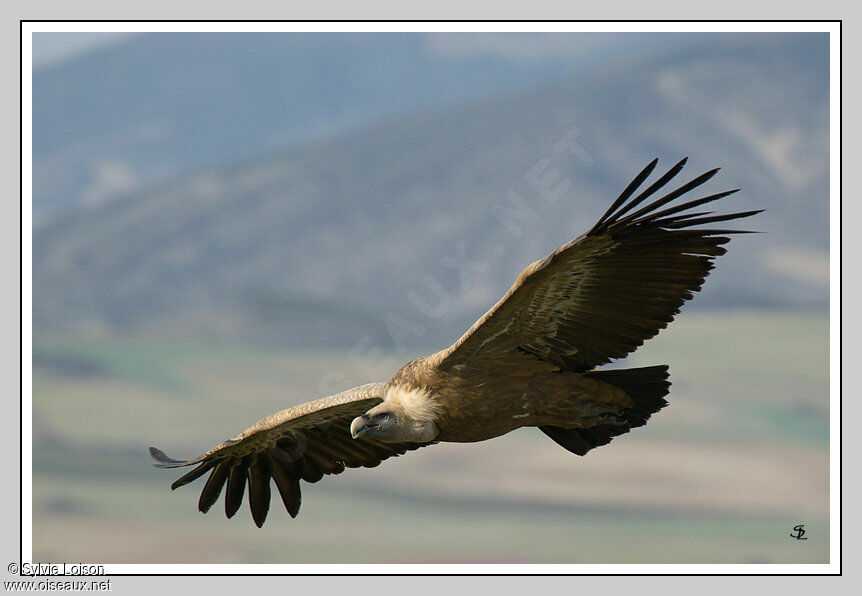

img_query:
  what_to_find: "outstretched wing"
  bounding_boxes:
[150,383,430,527]
[437,158,760,373]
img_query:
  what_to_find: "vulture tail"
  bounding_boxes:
[539,365,670,456]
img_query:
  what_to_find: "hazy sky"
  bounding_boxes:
[31,31,694,70]
[32,32,138,69]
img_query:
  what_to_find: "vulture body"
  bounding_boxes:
[150,157,759,527]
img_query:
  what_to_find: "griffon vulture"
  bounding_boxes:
[150,158,759,527]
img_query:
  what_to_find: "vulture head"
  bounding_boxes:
[350,386,441,443]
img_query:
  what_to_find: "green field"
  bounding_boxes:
[30,310,830,564]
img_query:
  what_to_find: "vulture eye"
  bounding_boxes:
[377,413,390,422]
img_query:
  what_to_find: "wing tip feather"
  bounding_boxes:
[149,446,190,468]
[594,159,759,236]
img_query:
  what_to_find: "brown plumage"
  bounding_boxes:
[150,157,760,527]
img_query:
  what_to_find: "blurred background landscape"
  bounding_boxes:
[30,31,830,564]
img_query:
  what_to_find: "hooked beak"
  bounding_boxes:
[350,414,373,439]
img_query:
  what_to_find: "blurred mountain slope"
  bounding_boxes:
[33,32,829,349]
[34,32,682,219]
